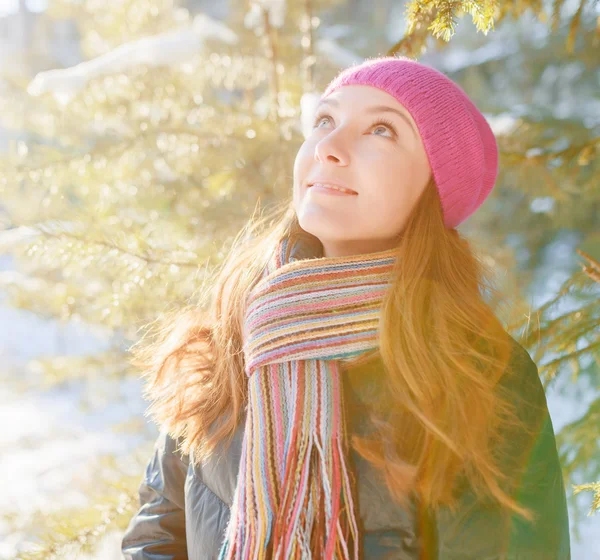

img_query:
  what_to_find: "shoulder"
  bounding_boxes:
[155,428,191,467]
[503,335,542,388]
[496,336,549,437]
[341,334,542,408]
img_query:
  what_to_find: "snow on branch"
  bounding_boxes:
[27,13,238,101]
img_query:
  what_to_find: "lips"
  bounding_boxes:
[307,181,357,194]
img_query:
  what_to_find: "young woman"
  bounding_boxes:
[121,56,571,559]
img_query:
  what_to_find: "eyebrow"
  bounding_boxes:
[315,97,418,141]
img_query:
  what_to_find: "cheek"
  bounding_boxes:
[292,147,308,208]
[365,171,413,222]
[293,141,313,176]
[370,165,403,202]
[293,143,314,192]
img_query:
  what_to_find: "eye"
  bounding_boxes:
[312,112,331,129]
[367,118,397,138]
[311,112,397,139]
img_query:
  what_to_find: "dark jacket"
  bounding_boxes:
[121,337,571,559]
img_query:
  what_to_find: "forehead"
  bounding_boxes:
[319,84,403,108]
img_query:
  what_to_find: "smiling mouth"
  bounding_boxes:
[307,182,357,194]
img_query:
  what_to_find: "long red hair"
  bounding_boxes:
[129,176,535,521]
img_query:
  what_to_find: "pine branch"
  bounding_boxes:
[31,223,202,269]
[388,0,599,56]
[572,481,600,516]
[12,478,139,560]
[558,397,600,490]
[577,249,600,285]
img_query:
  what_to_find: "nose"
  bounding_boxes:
[314,132,349,165]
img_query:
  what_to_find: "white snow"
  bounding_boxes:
[27,13,238,102]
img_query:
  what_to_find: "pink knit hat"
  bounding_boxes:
[320,56,499,229]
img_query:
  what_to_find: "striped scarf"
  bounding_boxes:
[218,234,398,559]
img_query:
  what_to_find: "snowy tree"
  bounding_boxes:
[0,0,598,557]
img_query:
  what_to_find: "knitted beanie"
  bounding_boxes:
[320,56,499,229]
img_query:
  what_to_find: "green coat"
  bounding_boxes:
[122,336,571,559]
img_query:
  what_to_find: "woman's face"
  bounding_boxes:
[293,85,432,258]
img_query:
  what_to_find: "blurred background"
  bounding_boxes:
[0,0,598,558]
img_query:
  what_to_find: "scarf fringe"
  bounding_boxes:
[219,362,360,559]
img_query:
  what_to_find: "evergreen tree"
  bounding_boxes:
[0,0,597,557]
